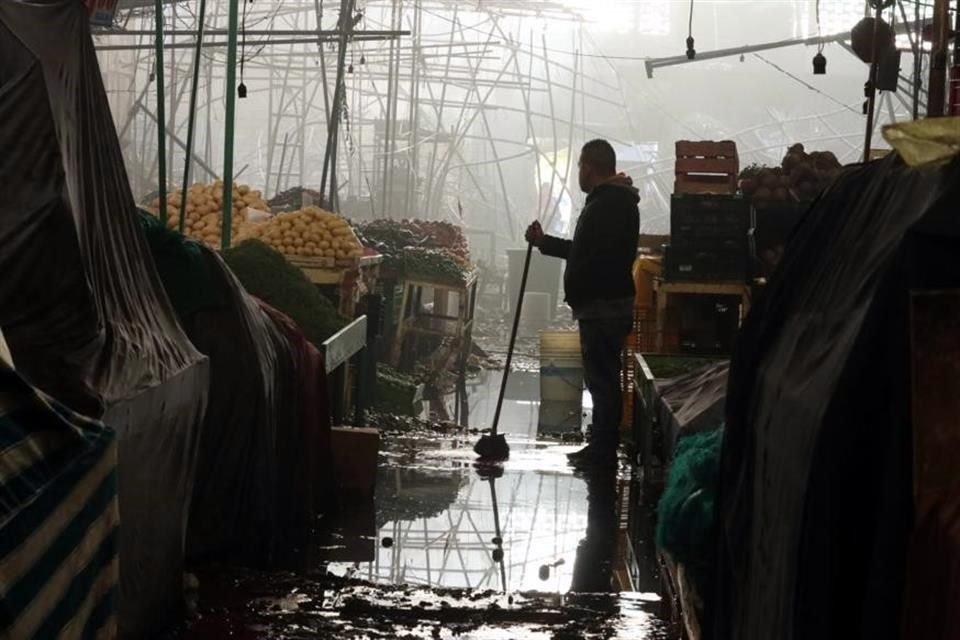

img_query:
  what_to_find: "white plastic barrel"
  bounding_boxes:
[519,292,552,337]
[539,330,583,404]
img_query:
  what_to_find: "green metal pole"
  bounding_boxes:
[179,0,207,235]
[221,0,240,251]
[154,0,168,225]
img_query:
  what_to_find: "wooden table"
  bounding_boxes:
[654,279,753,352]
[390,270,479,373]
[296,254,383,317]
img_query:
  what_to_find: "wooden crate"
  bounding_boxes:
[331,427,380,496]
[288,256,337,269]
[675,140,739,195]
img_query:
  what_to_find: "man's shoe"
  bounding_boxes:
[567,443,617,471]
[566,443,594,463]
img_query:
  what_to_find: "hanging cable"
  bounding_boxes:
[238,0,248,98]
[686,0,696,59]
[813,0,827,73]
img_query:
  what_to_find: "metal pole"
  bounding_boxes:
[863,3,883,163]
[314,0,332,124]
[154,0,168,224]
[404,1,422,220]
[422,5,459,221]
[320,0,355,207]
[179,0,207,235]
[953,0,960,115]
[275,131,291,199]
[897,0,922,119]
[380,0,400,216]
[221,0,240,250]
[928,0,950,116]
[915,0,923,118]
[169,3,178,190]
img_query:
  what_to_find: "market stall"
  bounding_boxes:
[236,206,383,318]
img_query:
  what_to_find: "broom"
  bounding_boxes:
[473,242,534,460]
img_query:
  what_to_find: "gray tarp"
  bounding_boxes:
[0,3,208,635]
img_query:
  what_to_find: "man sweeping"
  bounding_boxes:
[526,139,640,471]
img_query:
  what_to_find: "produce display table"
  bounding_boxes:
[390,270,479,374]
[654,279,752,352]
[294,254,383,317]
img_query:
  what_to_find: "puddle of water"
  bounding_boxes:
[178,338,674,638]
[327,437,590,594]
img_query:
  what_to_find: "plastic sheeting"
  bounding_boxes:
[178,251,297,561]
[0,3,208,635]
[709,154,960,640]
[655,361,728,458]
[0,360,118,639]
[139,216,335,561]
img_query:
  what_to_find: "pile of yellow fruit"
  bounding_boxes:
[237,206,365,262]
[147,182,270,248]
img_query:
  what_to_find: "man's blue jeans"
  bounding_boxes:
[578,315,632,451]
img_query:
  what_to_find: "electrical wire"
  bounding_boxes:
[240,0,247,87]
[752,53,860,114]
[688,0,695,38]
[815,0,824,53]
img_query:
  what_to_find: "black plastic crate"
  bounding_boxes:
[664,245,749,282]
[670,193,753,249]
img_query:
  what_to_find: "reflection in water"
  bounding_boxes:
[327,439,589,593]
[179,324,675,639]
[443,367,583,438]
[571,468,619,593]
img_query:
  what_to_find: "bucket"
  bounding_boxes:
[519,292,551,337]
[539,330,583,404]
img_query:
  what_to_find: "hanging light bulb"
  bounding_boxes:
[813,52,827,75]
[739,53,745,63]
[686,36,696,60]
[238,82,247,98]
[360,54,366,65]
[348,63,355,74]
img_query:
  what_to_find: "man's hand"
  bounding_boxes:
[525,220,544,247]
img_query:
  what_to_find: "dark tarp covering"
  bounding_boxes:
[710,154,960,640]
[178,253,297,562]
[139,215,335,561]
[258,302,336,531]
[0,3,208,635]
[0,360,119,639]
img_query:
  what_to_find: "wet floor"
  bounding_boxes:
[179,337,675,639]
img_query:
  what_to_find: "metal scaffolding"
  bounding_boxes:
[95,1,943,241]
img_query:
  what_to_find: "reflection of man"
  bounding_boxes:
[526,140,640,470]
[570,471,618,592]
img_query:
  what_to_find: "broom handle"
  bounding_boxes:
[491,242,534,436]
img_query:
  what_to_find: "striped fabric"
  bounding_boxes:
[0,361,118,640]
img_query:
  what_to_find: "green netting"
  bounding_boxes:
[138,210,227,318]
[221,240,345,348]
[656,425,724,582]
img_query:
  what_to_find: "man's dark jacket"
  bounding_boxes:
[539,181,640,310]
